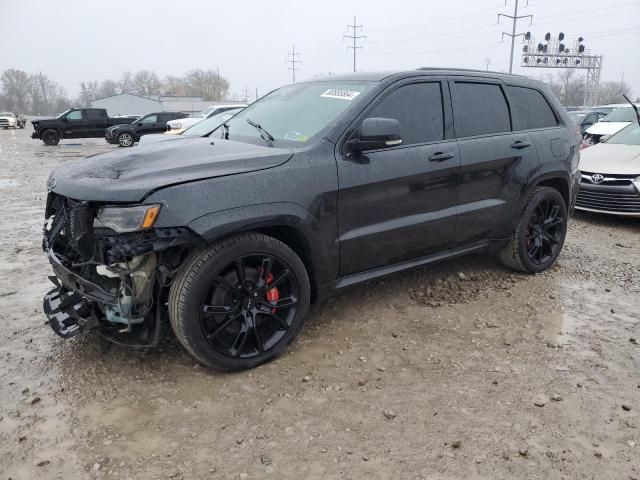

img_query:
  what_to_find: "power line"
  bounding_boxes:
[498,0,534,74]
[344,15,366,72]
[286,45,301,83]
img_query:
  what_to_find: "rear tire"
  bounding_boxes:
[42,129,60,146]
[498,186,567,273]
[168,232,311,371]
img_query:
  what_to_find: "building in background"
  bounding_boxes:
[91,93,244,116]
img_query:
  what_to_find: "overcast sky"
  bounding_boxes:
[1,0,638,100]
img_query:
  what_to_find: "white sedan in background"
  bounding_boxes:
[576,121,640,216]
[582,105,640,146]
[165,104,247,134]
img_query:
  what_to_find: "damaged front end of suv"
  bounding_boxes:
[43,193,198,346]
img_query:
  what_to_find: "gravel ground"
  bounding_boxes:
[0,128,639,480]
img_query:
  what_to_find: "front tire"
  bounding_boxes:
[498,186,567,273]
[168,233,311,371]
[42,129,60,146]
[117,132,135,147]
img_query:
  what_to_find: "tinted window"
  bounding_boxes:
[367,82,444,145]
[507,86,557,130]
[86,110,103,120]
[66,110,83,121]
[453,83,511,137]
[140,114,158,124]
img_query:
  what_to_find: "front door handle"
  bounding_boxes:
[511,140,531,149]
[428,152,455,162]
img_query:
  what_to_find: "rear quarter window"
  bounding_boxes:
[452,82,511,137]
[507,86,558,130]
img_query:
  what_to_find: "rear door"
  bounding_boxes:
[85,109,107,137]
[337,79,460,275]
[450,79,538,244]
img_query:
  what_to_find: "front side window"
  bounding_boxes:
[221,81,372,146]
[66,110,83,121]
[453,82,511,137]
[140,114,158,124]
[507,86,557,130]
[365,82,444,146]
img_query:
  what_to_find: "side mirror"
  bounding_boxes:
[347,117,403,153]
[62,117,68,122]
[137,122,143,126]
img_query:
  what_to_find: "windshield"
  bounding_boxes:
[606,122,640,145]
[55,109,73,119]
[219,81,372,146]
[601,107,638,123]
[183,109,243,137]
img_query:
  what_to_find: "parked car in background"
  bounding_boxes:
[138,108,244,146]
[576,121,640,216]
[583,105,640,146]
[567,108,611,135]
[165,104,247,134]
[105,112,188,147]
[0,112,26,129]
[31,108,138,145]
[42,69,579,371]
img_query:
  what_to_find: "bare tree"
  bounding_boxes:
[78,81,100,107]
[162,75,188,96]
[119,71,134,94]
[130,70,161,97]
[185,69,229,101]
[0,69,32,112]
[98,80,119,99]
[596,81,632,105]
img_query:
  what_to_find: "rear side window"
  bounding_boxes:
[507,86,558,130]
[452,82,511,137]
[367,82,444,145]
[86,110,103,120]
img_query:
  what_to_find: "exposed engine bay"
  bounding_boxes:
[42,192,197,346]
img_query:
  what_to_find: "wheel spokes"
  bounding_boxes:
[206,313,242,339]
[259,310,290,330]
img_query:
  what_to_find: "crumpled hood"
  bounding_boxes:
[585,121,631,136]
[579,143,640,175]
[48,137,293,202]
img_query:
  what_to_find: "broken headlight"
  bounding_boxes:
[94,205,161,233]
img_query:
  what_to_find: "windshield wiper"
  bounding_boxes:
[246,118,274,144]
[220,122,230,139]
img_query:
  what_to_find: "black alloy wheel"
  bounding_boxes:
[168,233,310,371]
[499,186,568,273]
[42,129,60,146]
[200,254,299,359]
[525,197,564,266]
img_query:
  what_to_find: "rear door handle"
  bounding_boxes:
[428,152,455,162]
[511,140,531,149]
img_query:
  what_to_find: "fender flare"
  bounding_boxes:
[188,202,339,292]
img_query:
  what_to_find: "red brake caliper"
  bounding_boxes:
[264,272,280,313]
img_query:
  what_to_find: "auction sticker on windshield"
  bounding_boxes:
[321,89,361,100]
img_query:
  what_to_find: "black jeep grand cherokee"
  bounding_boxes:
[43,69,580,371]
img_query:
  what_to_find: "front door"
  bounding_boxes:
[336,80,460,275]
[136,114,161,136]
[62,109,85,138]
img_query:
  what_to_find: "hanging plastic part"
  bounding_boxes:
[264,272,280,313]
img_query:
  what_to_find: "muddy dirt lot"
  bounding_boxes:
[0,127,638,480]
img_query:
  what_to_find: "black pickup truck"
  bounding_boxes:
[31,108,138,146]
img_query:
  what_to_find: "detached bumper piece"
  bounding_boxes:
[43,287,98,339]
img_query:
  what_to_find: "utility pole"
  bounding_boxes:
[255,87,259,102]
[216,67,221,101]
[344,15,366,72]
[483,58,492,71]
[498,0,533,74]
[242,87,250,103]
[286,45,302,83]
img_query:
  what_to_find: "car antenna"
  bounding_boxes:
[623,94,640,126]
